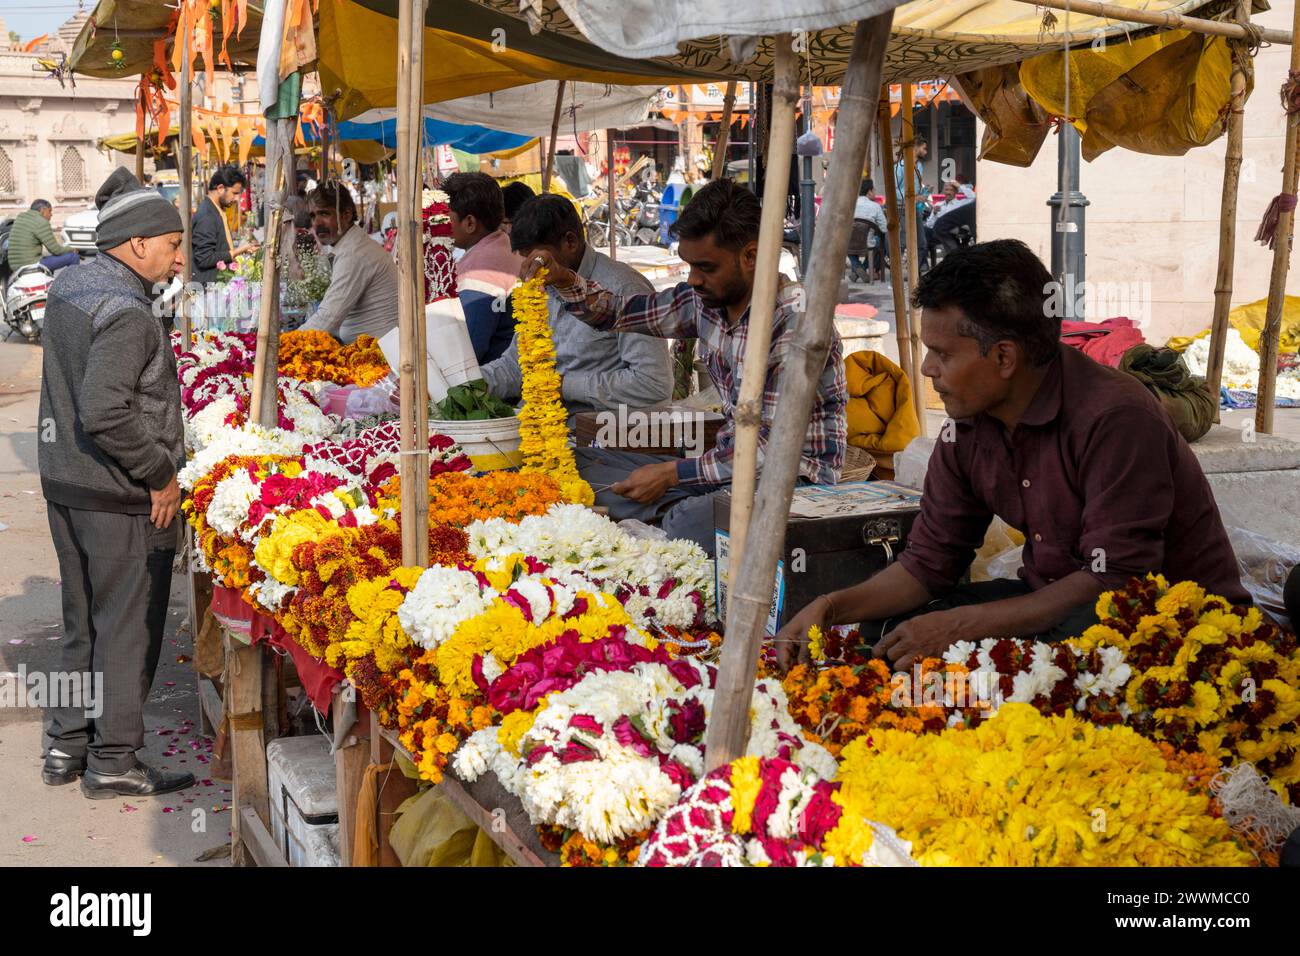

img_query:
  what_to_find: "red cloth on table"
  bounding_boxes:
[1059,316,1145,367]
[248,612,343,714]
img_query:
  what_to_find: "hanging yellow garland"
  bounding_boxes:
[512,271,595,506]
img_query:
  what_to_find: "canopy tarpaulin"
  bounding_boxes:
[70,0,265,79]
[319,0,704,120]
[347,0,1228,84]
[416,81,661,137]
[259,115,533,153]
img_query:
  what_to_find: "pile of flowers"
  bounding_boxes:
[177,329,390,390]
[511,272,594,506]
[454,648,835,846]
[638,756,916,867]
[465,505,714,632]
[835,703,1255,866]
[1075,575,1300,801]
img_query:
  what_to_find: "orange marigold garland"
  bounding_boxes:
[511,272,594,506]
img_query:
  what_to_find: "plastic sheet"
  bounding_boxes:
[1224,524,1298,631]
[389,786,516,868]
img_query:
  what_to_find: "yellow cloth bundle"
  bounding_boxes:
[844,350,921,457]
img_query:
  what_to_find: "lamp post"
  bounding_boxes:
[1047,123,1090,318]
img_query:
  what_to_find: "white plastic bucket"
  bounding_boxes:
[430,415,523,472]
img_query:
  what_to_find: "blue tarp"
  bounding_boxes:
[255,116,531,154]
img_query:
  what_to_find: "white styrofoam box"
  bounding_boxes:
[266,735,340,868]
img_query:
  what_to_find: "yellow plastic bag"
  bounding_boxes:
[1019,30,1250,161]
[389,785,516,868]
[953,63,1053,167]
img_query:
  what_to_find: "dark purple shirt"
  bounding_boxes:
[899,344,1248,603]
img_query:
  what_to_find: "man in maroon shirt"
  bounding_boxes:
[778,239,1247,670]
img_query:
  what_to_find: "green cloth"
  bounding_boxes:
[1118,344,1216,443]
[7,209,71,269]
[266,72,303,121]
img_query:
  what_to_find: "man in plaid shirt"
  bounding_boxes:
[522,180,847,556]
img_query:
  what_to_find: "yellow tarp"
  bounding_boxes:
[1019,29,1249,161]
[1167,296,1300,355]
[319,0,691,120]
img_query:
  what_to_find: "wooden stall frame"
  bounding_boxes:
[704,13,895,771]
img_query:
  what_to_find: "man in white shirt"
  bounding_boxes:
[299,182,399,344]
[928,179,976,257]
[852,179,888,280]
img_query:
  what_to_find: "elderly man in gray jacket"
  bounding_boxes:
[37,168,194,799]
[481,193,671,415]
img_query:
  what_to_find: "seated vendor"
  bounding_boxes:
[482,193,671,415]
[298,182,399,344]
[445,171,521,364]
[522,180,847,557]
[777,239,1249,670]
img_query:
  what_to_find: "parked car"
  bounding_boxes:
[60,174,183,255]
[60,206,100,254]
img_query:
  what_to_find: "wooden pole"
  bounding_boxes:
[900,82,927,435]
[607,131,618,260]
[878,91,914,389]
[542,80,566,193]
[249,133,288,427]
[711,81,738,179]
[179,38,194,348]
[1206,0,1252,407]
[725,36,798,624]
[397,0,430,567]
[704,13,895,771]
[1018,0,1291,45]
[1255,0,1300,434]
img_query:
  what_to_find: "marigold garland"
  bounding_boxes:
[835,703,1255,867]
[511,272,594,506]
[1072,574,1300,801]
[379,471,563,528]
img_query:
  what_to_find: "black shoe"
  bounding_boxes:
[42,752,87,786]
[80,764,195,800]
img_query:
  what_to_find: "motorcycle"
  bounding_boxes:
[629,183,662,246]
[586,198,635,250]
[3,262,52,342]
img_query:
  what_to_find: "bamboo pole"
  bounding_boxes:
[397,0,430,567]
[1206,0,1252,407]
[1019,0,1291,45]
[705,13,895,771]
[249,135,288,427]
[900,82,927,435]
[542,80,566,193]
[178,38,194,348]
[878,91,914,389]
[711,81,738,179]
[724,36,799,625]
[607,132,618,260]
[1255,0,1300,434]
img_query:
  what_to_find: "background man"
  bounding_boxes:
[445,171,521,364]
[501,181,536,235]
[191,165,257,285]
[524,180,845,555]
[38,168,194,799]
[852,178,888,280]
[778,239,1247,669]
[299,181,399,343]
[485,193,671,416]
[7,199,79,272]
[894,137,929,272]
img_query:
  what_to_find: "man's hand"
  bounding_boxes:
[775,595,832,670]
[873,607,971,672]
[611,460,678,505]
[150,476,181,530]
[519,248,576,287]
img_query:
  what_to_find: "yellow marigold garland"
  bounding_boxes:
[836,703,1254,867]
[512,272,594,506]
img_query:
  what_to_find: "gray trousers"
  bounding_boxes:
[44,502,177,773]
[575,447,723,557]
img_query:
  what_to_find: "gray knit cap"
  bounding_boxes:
[94,167,183,252]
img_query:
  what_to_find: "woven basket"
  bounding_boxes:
[838,445,877,483]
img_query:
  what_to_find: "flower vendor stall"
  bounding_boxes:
[70,0,1300,871]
